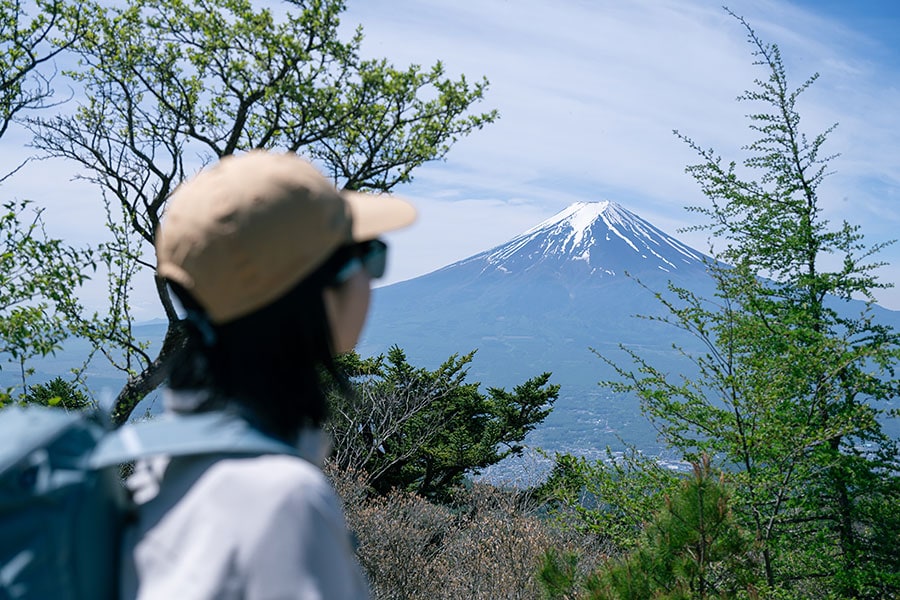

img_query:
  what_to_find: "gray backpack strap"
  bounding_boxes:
[90,412,297,468]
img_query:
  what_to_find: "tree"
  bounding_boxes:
[0,0,85,155]
[327,346,558,500]
[541,457,759,600]
[538,446,681,553]
[0,1,94,406]
[0,201,95,404]
[28,0,497,422]
[598,12,900,598]
[19,375,93,410]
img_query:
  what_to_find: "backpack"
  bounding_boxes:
[0,405,297,600]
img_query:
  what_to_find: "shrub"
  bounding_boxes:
[328,464,606,599]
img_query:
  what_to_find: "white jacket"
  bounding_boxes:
[119,405,369,599]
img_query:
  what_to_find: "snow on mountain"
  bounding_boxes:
[362,200,715,384]
[359,200,719,464]
[444,201,708,280]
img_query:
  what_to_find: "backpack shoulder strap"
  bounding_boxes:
[90,412,298,468]
[0,405,96,472]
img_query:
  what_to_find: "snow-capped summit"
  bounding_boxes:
[362,200,715,370]
[452,201,707,280]
[360,196,719,404]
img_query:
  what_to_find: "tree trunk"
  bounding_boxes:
[111,320,187,425]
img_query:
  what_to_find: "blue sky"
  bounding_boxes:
[340,0,900,310]
[5,0,900,318]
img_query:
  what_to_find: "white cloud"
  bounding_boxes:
[3,0,898,315]
[342,0,900,309]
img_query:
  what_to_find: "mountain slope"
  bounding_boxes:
[360,201,714,388]
[359,201,900,465]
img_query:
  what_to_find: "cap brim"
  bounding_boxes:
[342,191,417,241]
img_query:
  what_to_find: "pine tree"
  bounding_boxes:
[540,457,759,600]
[327,347,558,500]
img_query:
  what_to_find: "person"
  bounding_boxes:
[119,150,416,599]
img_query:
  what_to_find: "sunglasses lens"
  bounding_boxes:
[331,240,388,285]
[362,240,387,279]
[333,257,362,285]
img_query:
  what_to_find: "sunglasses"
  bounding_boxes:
[331,239,388,285]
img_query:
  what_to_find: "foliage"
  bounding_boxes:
[0,0,85,151]
[327,346,558,500]
[538,446,680,552]
[540,549,583,600]
[596,12,900,597]
[594,456,759,600]
[0,201,94,405]
[541,457,759,600]
[18,375,93,410]
[26,0,497,422]
[0,1,94,406]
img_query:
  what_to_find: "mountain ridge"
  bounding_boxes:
[361,200,718,372]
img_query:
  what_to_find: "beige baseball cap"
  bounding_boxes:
[156,150,416,324]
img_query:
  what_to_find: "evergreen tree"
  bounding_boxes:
[327,347,558,500]
[540,457,758,600]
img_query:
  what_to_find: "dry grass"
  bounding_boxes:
[328,464,607,600]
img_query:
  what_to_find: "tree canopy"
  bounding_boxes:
[0,0,95,405]
[12,0,496,419]
[328,347,558,500]
[0,0,85,146]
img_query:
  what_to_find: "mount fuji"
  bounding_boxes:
[358,201,720,461]
[359,201,900,465]
[360,201,714,385]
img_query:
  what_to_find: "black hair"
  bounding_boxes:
[167,246,355,442]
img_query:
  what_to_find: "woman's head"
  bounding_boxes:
[156,151,415,439]
[156,150,414,325]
